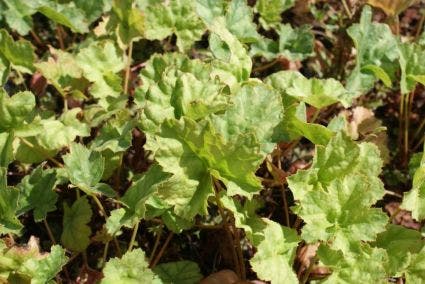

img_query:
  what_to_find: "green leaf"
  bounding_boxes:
[31,0,89,33]
[0,90,35,132]
[145,0,205,51]
[255,0,295,29]
[76,40,125,108]
[405,246,425,283]
[2,0,35,35]
[61,196,92,252]
[90,111,134,153]
[35,47,88,98]
[249,218,300,283]
[286,73,352,108]
[0,29,35,74]
[63,143,105,190]
[153,261,203,284]
[102,249,161,284]
[0,132,13,167]
[250,24,314,61]
[317,243,388,284]
[346,5,398,96]
[20,245,68,284]
[208,19,252,83]
[212,82,283,155]
[0,237,68,284]
[398,42,425,94]
[121,164,172,221]
[375,225,424,276]
[0,167,22,234]
[401,148,425,220]
[288,133,387,250]
[108,0,144,44]
[73,0,111,24]
[221,0,260,43]
[16,165,58,222]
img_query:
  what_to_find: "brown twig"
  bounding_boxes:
[149,231,174,268]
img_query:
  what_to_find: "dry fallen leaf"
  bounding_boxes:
[366,0,417,17]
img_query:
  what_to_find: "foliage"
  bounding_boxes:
[0,1,424,283]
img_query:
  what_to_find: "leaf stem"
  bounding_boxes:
[43,218,57,245]
[252,58,279,73]
[149,226,163,262]
[341,0,352,19]
[101,241,109,268]
[213,178,245,280]
[128,222,139,251]
[149,231,174,268]
[56,25,65,50]
[124,42,134,95]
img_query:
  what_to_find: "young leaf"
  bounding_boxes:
[63,143,105,191]
[35,47,88,98]
[255,0,295,29]
[0,237,68,283]
[20,245,68,284]
[0,167,22,234]
[61,196,92,252]
[153,261,203,284]
[288,133,387,250]
[16,165,58,222]
[0,132,13,167]
[2,0,36,35]
[0,90,35,132]
[108,0,144,45]
[317,243,388,283]
[346,5,398,96]
[31,0,89,33]
[0,29,35,74]
[76,40,125,108]
[145,0,205,51]
[401,147,425,220]
[375,225,424,276]
[249,218,300,283]
[101,249,161,283]
[250,24,314,61]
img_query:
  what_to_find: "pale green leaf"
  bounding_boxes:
[108,0,144,44]
[102,249,161,284]
[375,225,424,276]
[346,5,398,96]
[0,237,68,283]
[401,148,425,220]
[398,42,425,94]
[249,218,300,283]
[20,245,68,284]
[317,243,388,284]
[250,24,314,61]
[0,90,35,132]
[0,132,13,167]
[35,47,88,98]
[2,0,35,35]
[63,143,105,189]
[288,133,387,250]
[76,40,125,108]
[145,0,205,51]
[31,0,89,33]
[0,167,22,234]
[0,29,35,74]
[61,196,92,252]
[255,0,295,29]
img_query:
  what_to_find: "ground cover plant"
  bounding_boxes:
[0,0,424,283]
